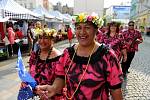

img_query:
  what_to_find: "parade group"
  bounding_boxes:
[1,13,143,100]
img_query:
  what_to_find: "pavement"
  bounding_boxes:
[0,37,150,100]
[0,39,75,100]
[122,36,150,100]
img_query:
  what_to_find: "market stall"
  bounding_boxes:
[0,0,40,20]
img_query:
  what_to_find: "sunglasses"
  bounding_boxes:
[129,24,134,26]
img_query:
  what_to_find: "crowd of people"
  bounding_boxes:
[0,21,73,58]
[17,13,143,100]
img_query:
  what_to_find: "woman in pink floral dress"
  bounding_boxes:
[21,28,63,100]
[37,14,123,100]
[99,21,127,62]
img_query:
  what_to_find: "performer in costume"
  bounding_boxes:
[37,13,123,100]
[99,21,127,62]
[121,21,143,76]
[21,28,64,99]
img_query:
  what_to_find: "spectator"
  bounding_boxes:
[27,22,34,55]
[7,22,15,56]
[67,25,73,47]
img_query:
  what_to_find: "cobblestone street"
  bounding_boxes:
[0,37,150,99]
[122,36,150,100]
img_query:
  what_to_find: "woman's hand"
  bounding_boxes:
[20,82,27,88]
[36,85,57,99]
[122,56,127,62]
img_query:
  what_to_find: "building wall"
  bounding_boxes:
[106,5,130,25]
[53,2,73,15]
[130,0,138,19]
[48,2,53,12]
[137,0,150,27]
[53,2,62,12]
[62,5,73,15]
[105,7,113,22]
[74,0,104,16]
[130,0,150,28]
[14,0,38,10]
[14,0,53,11]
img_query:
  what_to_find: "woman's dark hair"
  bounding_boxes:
[6,22,13,28]
[106,21,119,36]
[128,21,135,25]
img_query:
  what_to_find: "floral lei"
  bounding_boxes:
[36,28,57,37]
[73,13,104,28]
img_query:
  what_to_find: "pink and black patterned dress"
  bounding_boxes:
[122,29,143,52]
[96,30,103,42]
[100,33,126,61]
[29,50,63,99]
[55,44,123,100]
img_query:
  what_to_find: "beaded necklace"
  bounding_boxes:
[34,47,53,78]
[35,47,53,64]
[63,44,96,100]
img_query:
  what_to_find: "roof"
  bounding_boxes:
[0,0,40,19]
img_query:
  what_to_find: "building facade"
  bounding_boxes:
[53,2,73,15]
[130,0,150,28]
[62,4,73,15]
[106,5,131,25]
[14,0,53,11]
[74,0,104,17]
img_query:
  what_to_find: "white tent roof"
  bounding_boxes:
[63,14,72,22]
[0,0,40,19]
[0,16,9,22]
[49,11,73,23]
[49,11,69,21]
[33,6,54,19]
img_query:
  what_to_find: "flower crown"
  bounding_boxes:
[36,28,57,38]
[73,13,104,28]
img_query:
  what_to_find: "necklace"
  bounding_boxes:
[63,43,96,100]
[35,47,53,74]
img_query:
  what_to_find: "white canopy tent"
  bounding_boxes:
[0,16,9,22]
[49,11,71,22]
[0,0,40,20]
[33,6,55,21]
[63,13,72,22]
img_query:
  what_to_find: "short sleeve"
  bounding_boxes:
[28,51,36,73]
[55,49,69,77]
[119,34,127,50]
[105,50,123,89]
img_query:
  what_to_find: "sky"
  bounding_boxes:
[104,0,131,8]
[49,0,74,7]
[49,0,131,8]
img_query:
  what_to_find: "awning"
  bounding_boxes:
[49,11,70,22]
[63,14,72,22]
[33,6,55,20]
[0,0,40,19]
[0,16,9,22]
